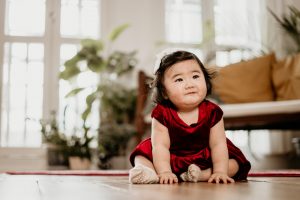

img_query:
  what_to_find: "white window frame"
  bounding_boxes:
[0,0,101,147]
[164,0,218,64]
[0,0,5,145]
[165,0,263,65]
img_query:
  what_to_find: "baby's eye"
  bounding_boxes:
[175,78,183,82]
[193,75,200,79]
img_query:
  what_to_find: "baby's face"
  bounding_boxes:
[163,59,207,112]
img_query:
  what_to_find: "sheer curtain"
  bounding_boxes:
[254,0,299,156]
[263,0,299,58]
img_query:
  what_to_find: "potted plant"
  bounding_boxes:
[39,110,95,169]
[67,124,94,170]
[97,83,137,169]
[98,123,136,169]
[39,111,69,166]
[59,24,138,169]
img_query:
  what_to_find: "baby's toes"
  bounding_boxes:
[180,172,189,182]
[187,164,201,182]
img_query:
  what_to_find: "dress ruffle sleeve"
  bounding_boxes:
[208,102,223,128]
[151,104,167,126]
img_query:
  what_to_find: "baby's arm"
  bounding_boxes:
[151,118,178,184]
[209,118,235,183]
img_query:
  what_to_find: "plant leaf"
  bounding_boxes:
[81,39,103,51]
[87,56,106,72]
[81,91,99,121]
[59,65,81,80]
[108,24,130,41]
[65,88,85,98]
[64,55,82,68]
[81,106,92,121]
[86,91,98,106]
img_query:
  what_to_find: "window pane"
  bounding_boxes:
[60,0,100,38]
[215,51,229,66]
[59,44,99,140]
[214,0,246,46]
[165,0,202,44]
[215,49,254,66]
[1,0,101,148]
[59,44,78,135]
[1,42,44,147]
[214,0,261,49]
[5,0,45,36]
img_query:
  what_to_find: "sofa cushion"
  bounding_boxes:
[272,53,300,100]
[212,54,275,104]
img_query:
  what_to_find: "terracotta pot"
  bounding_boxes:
[68,156,91,170]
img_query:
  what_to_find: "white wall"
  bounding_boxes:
[101,0,165,76]
[265,0,300,58]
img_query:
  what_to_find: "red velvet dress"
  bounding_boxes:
[130,100,251,180]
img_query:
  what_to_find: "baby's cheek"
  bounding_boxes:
[199,84,207,96]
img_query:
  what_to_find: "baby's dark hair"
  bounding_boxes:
[151,50,215,104]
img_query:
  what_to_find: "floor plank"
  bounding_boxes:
[0,174,299,200]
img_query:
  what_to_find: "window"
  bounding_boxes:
[214,0,262,65]
[165,0,202,44]
[165,0,203,59]
[0,0,101,147]
[165,0,263,65]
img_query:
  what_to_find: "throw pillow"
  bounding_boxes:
[272,53,300,100]
[212,54,276,104]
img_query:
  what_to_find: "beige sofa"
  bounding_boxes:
[211,53,300,131]
[212,53,300,103]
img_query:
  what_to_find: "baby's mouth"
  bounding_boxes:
[186,91,196,95]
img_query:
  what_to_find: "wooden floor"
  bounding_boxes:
[0,174,299,200]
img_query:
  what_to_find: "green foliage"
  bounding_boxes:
[60,23,135,81]
[268,6,300,52]
[40,111,68,147]
[98,123,136,167]
[40,111,94,161]
[60,24,138,121]
[108,24,130,41]
[100,82,137,124]
[59,24,139,168]
[65,88,85,98]
[106,51,137,75]
[66,126,94,160]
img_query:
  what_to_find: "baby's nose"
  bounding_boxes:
[185,80,194,88]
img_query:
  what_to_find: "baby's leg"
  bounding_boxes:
[228,159,239,177]
[129,155,159,184]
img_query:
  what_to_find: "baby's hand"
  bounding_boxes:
[208,172,235,184]
[158,171,178,184]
